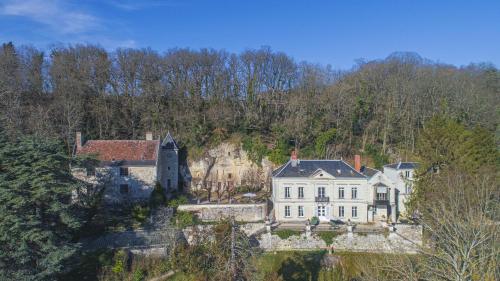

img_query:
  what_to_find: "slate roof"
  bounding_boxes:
[76,140,160,164]
[162,131,179,150]
[273,160,366,178]
[360,166,380,178]
[384,162,419,170]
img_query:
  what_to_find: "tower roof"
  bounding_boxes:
[162,131,179,150]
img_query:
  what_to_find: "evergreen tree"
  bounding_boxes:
[0,132,81,280]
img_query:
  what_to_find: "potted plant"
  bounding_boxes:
[310,216,319,226]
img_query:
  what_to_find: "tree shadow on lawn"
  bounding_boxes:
[278,251,325,281]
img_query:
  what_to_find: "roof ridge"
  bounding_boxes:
[273,161,291,177]
[87,139,159,142]
[340,159,365,177]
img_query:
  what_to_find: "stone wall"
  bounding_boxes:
[177,203,267,222]
[258,225,422,254]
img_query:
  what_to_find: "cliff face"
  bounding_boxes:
[188,142,275,191]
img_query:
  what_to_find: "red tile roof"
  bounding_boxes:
[76,140,160,162]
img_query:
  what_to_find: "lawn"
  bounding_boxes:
[169,251,385,281]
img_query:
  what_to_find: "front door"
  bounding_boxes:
[317,205,330,221]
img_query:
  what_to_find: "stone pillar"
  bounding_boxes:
[265,219,272,233]
[391,204,397,223]
[347,224,353,239]
[305,225,312,237]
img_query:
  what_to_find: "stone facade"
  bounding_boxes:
[189,142,274,191]
[158,132,179,193]
[73,132,180,204]
[177,203,267,222]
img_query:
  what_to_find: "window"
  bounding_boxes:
[338,187,344,199]
[285,206,291,217]
[338,206,344,217]
[317,206,326,217]
[376,192,387,201]
[86,167,95,176]
[285,186,291,198]
[168,166,171,170]
[119,167,129,176]
[298,206,304,217]
[405,184,412,194]
[352,206,358,218]
[228,173,232,179]
[318,187,325,198]
[298,187,304,198]
[351,187,357,199]
[120,184,129,194]
[405,170,411,178]
[167,179,171,189]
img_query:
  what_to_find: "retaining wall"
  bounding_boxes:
[177,203,267,222]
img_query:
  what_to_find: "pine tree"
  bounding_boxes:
[0,132,81,280]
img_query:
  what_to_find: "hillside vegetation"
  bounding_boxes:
[1,43,498,165]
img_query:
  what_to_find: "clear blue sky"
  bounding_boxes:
[1,0,499,69]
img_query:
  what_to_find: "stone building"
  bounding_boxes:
[271,152,418,223]
[73,131,179,203]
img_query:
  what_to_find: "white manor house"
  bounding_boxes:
[271,152,418,223]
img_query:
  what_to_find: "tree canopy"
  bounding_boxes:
[0,132,82,280]
[0,42,498,164]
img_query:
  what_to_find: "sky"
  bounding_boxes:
[0,0,499,69]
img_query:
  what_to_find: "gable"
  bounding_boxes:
[310,169,335,179]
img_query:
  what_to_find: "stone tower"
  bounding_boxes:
[159,132,179,194]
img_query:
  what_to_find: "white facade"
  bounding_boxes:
[272,161,371,223]
[272,160,418,224]
[382,163,417,217]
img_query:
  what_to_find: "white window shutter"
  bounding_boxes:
[314,206,318,217]
[326,206,331,218]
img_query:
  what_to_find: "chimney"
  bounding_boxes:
[76,132,83,150]
[146,131,153,140]
[291,150,298,167]
[354,154,361,172]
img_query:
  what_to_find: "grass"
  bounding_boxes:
[273,229,302,239]
[65,249,407,281]
[255,251,386,281]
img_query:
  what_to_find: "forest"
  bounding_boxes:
[1,42,498,164]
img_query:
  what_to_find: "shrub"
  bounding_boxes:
[174,211,198,228]
[168,195,189,209]
[112,250,127,274]
[132,205,150,223]
[310,216,319,225]
[317,231,339,245]
[273,229,301,239]
[149,182,167,208]
[132,268,145,281]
